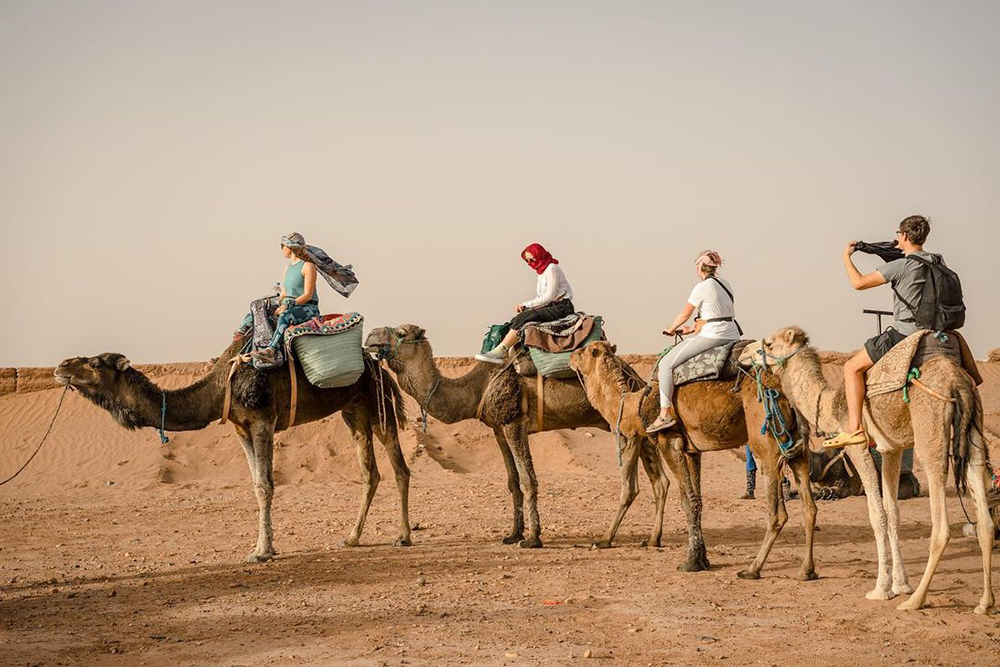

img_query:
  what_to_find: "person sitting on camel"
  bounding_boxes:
[246,232,358,364]
[475,243,575,364]
[824,214,943,448]
[647,250,742,433]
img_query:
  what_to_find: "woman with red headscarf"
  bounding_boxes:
[647,250,742,432]
[475,243,575,364]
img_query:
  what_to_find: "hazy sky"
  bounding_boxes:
[2,1,998,367]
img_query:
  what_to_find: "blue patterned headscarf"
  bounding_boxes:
[281,232,359,298]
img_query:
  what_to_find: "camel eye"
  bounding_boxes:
[88,358,101,368]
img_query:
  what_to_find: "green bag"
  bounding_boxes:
[290,325,365,388]
[480,322,511,354]
[528,317,604,378]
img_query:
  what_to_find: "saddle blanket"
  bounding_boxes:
[866,330,982,399]
[522,313,598,353]
[657,340,753,386]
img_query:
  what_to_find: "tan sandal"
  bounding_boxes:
[646,414,677,434]
[822,430,868,450]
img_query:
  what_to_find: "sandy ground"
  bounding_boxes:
[1,359,999,666]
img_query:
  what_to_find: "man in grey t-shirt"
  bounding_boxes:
[823,215,936,449]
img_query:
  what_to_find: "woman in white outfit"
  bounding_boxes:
[647,250,742,433]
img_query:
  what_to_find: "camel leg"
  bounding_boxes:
[965,451,995,615]
[639,439,669,548]
[374,420,412,547]
[504,420,543,548]
[738,461,787,580]
[897,452,950,611]
[236,428,259,487]
[788,454,818,581]
[878,448,913,595]
[593,435,642,549]
[660,439,709,571]
[246,423,277,563]
[340,410,380,548]
[845,444,894,600]
[493,427,525,544]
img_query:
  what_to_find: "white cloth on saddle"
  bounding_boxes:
[865,330,961,398]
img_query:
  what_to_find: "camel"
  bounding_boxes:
[745,326,993,613]
[363,324,670,549]
[54,333,411,563]
[569,341,818,579]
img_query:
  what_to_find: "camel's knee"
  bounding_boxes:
[253,482,273,501]
[930,529,951,552]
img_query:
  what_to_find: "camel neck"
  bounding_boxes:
[780,350,843,435]
[127,341,241,432]
[393,351,493,424]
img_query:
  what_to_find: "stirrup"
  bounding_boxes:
[822,430,868,450]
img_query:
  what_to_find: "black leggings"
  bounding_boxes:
[509,299,575,330]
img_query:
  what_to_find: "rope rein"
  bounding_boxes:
[158,391,170,444]
[0,386,69,486]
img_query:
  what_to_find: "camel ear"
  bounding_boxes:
[589,346,601,357]
[414,327,426,340]
[610,344,617,354]
[782,329,797,346]
[116,356,131,371]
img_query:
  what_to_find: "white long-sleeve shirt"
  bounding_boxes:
[522,264,574,309]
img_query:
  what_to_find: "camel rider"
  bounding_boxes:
[249,232,360,364]
[647,250,742,433]
[824,215,945,448]
[475,243,575,364]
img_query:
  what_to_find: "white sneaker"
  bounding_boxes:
[475,347,507,365]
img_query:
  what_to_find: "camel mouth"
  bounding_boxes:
[53,370,88,389]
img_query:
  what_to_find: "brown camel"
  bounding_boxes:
[363,324,670,549]
[745,326,993,613]
[569,341,818,579]
[54,333,411,563]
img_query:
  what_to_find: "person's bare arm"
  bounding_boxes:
[295,262,318,304]
[843,242,887,291]
[276,266,290,315]
[664,303,696,336]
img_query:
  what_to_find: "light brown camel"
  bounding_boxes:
[746,326,993,613]
[364,324,670,549]
[569,341,818,579]
[54,333,411,563]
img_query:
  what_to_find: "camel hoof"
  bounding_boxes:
[797,570,819,582]
[893,582,914,596]
[518,537,543,549]
[640,538,662,548]
[591,540,613,550]
[678,557,709,573]
[865,587,895,601]
[338,537,360,548]
[245,550,275,563]
[896,597,922,611]
[501,532,524,545]
[736,569,760,580]
[394,538,412,547]
[974,602,992,615]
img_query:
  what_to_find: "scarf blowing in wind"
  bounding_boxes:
[280,232,359,298]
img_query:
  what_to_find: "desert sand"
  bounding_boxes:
[1,353,999,666]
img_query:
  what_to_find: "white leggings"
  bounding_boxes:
[657,335,737,408]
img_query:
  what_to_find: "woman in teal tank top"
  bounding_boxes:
[249,235,322,364]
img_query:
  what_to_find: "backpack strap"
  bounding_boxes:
[706,277,744,336]
[888,255,936,324]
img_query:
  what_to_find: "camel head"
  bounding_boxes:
[569,340,618,378]
[745,326,811,375]
[364,324,431,371]
[54,353,150,430]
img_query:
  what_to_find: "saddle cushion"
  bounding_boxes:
[529,317,605,378]
[663,339,753,387]
[866,330,968,398]
[522,313,597,353]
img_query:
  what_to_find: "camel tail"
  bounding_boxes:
[950,381,984,495]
